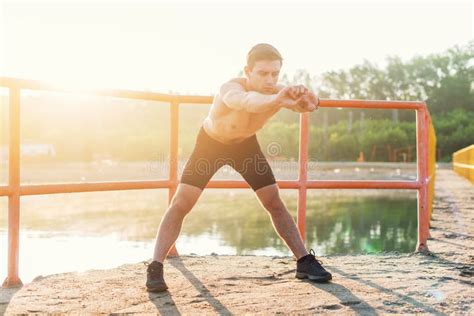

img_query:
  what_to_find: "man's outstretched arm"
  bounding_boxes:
[221,80,318,113]
[220,81,280,113]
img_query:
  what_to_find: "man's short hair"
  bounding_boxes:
[246,43,283,69]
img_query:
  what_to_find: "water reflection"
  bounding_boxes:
[1,189,417,256]
[182,190,417,255]
[304,193,417,254]
[0,230,153,284]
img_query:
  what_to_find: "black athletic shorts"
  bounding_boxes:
[180,125,277,191]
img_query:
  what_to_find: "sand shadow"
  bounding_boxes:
[0,286,21,314]
[300,278,378,315]
[147,290,181,316]
[410,251,473,271]
[430,237,474,250]
[411,252,474,281]
[168,257,232,316]
[328,266,446,315]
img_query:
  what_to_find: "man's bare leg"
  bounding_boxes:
[152,183,203,263]
[255,183,308,260]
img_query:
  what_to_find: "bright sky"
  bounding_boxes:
[0,0,472,94]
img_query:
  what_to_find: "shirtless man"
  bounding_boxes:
[145,43,332,292]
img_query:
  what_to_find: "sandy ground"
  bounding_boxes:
[1,169,473,315]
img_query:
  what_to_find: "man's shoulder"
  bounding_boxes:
[225,77,247,90]
[218,78,247,96]
[228,77,246,85]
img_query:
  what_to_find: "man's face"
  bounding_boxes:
[245,59,281,94]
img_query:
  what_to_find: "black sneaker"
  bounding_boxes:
[296,249,332,282]
[144,260,168,292]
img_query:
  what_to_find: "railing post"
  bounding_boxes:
[167,99,180,257]
[415,107,430,253]
[427,112,436,238]
[2,87,23,288]
[297,112,310,242]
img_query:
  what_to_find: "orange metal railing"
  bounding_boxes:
[0,77,436,288]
